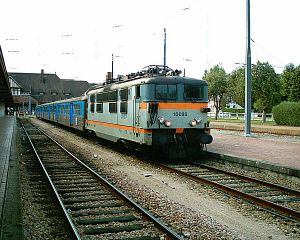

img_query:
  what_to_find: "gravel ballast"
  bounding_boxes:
[26,118,300,239]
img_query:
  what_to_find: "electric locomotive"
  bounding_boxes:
[36,65,212,158]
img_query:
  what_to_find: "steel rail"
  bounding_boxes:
[197,163,300,196]
[20,120,81,240]
[158,161,300,221]
[24,119,183,240]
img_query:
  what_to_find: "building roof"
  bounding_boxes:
[0,46,13,105]
[8,71,91,104]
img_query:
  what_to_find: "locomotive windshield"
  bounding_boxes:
[155,84,177,100]
[184,85,204,100]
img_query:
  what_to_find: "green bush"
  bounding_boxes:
[272,102,300,126]
[222,108,244,113]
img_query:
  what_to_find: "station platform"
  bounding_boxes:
[207,127,300,178]
[210,121,300,136]
[0,116,22,239]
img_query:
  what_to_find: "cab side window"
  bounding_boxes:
[120,88,128,114]
[90,94,95,112]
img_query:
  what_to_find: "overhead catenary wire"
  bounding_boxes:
[250,38,285,68]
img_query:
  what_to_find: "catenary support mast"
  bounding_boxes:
[245,0,252,136]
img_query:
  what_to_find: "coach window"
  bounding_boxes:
[108,91,117,102]
[74,104,80,115]
[66,105,70,115]
[96,103,103,113]
[90,94,95,113]
[102,92,108,102]
[109,102,117,113]
[76,104,80,115]
[120,88,128,114]
[108,90,117,113]
[96,93,104,113]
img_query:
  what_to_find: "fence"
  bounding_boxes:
[208,112,274,121]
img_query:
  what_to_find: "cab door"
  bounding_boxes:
[132,85,141,134]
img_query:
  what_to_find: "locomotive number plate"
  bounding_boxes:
[173,111,187,116]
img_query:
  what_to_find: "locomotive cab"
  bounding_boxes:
[133,74,212,158]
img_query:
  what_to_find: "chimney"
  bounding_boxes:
[41,69,44,83]
[106,72,112,80]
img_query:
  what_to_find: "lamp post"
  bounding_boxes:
[245,0,252,136]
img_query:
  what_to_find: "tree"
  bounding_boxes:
[227,66,245,107]
[252,61,281,122]
[203,65,228,119]
[281,64,300,102]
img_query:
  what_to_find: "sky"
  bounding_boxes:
[1,0,300,83]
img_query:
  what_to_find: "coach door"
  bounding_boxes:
[55,104,58,122]
[70,103,73,126]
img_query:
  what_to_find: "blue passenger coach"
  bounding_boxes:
[36,96,87,131]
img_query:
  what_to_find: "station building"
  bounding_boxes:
[9,70,92,114]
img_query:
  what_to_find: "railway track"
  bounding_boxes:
[157,161,300,221]
[21,119,183,240]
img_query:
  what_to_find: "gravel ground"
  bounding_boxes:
[18,122,74,240]
[29,118,300,239]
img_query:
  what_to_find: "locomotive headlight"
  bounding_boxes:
[190,119,197,126]
[158,117,165,124]
[164,120,172,127]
